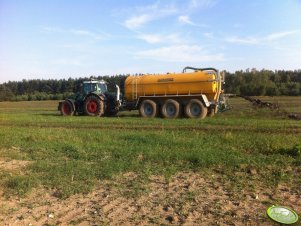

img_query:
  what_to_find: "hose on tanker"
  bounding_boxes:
[182,66,218,73]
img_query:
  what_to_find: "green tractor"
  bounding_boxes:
[58,80,121,116]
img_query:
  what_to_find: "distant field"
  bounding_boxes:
[0,97,300,225]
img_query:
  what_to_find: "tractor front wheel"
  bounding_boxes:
[84,96,103,116]
[60,100,74,116]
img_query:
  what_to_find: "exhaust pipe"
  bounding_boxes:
[115,84,120,102]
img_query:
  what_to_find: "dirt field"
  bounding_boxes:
[0,160,300,225]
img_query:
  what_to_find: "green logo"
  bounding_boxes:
[267,206,299,224]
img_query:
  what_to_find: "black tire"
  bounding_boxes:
[185,99,208,119]
[84,95,104,116]
[161,99,180,119]
[60,100,74,116]
[207,109,215,117]
[139,99,157,118]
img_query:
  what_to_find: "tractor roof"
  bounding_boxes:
[83,80,106,84]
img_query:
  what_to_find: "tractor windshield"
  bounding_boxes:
[83,82,107,94]
[98,83,107,93]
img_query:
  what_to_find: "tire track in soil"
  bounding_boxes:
[56,208,87,225]
[1,122,301,134]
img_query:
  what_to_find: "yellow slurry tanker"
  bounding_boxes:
[59,67,226,119]
[124,67,225,118]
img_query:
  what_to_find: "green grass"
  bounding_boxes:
[0,97,300,198]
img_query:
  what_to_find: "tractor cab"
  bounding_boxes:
[82,80,107,95]
[59,78,120,117]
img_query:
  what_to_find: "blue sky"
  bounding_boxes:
[1,0,301,83]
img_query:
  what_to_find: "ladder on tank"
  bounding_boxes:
[132,77,138,100]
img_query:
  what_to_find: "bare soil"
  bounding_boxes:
[0,159,31,172]
[0,171,300,226]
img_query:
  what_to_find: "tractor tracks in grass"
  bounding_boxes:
[0,122,301,135]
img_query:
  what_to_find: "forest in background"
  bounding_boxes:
[0,69,301,101]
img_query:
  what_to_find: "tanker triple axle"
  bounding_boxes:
[58,67,226,119]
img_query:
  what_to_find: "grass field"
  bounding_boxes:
[0,97,300,225]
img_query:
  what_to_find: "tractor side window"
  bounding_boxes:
[83,83,97,93]
[92,84,97,91]
[83,84,90,94]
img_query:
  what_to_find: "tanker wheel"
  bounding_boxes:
[60,100,74,116]
[139,99,157,118]
[84,96,104,116]
[185,99,207,119]
[161,99,180,119]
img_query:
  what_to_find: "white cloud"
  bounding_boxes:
[203,32,214,38]
[178,15,209,27]
[70,29,106,40]
[178,15,194,25]
[226,36,259,45]
[265,30,299,41]
[42,26,108,40]
[189,0,217,10]
[137,34,163,44]
[124,15,152,30]
[225,30,300,45]
[137,33,183,44]
[124,3,178,30]
[136,45,224,62]
[123,1,214,30]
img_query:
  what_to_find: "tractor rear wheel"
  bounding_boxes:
[185,99,207,119]
[161,99,180,119]
[84,96,103,116]
[60,100,74,116]
[139,99,157,118]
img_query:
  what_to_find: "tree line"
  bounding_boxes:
[224,69,301,96]
[0,75,127,101]
[0,69,301,101]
